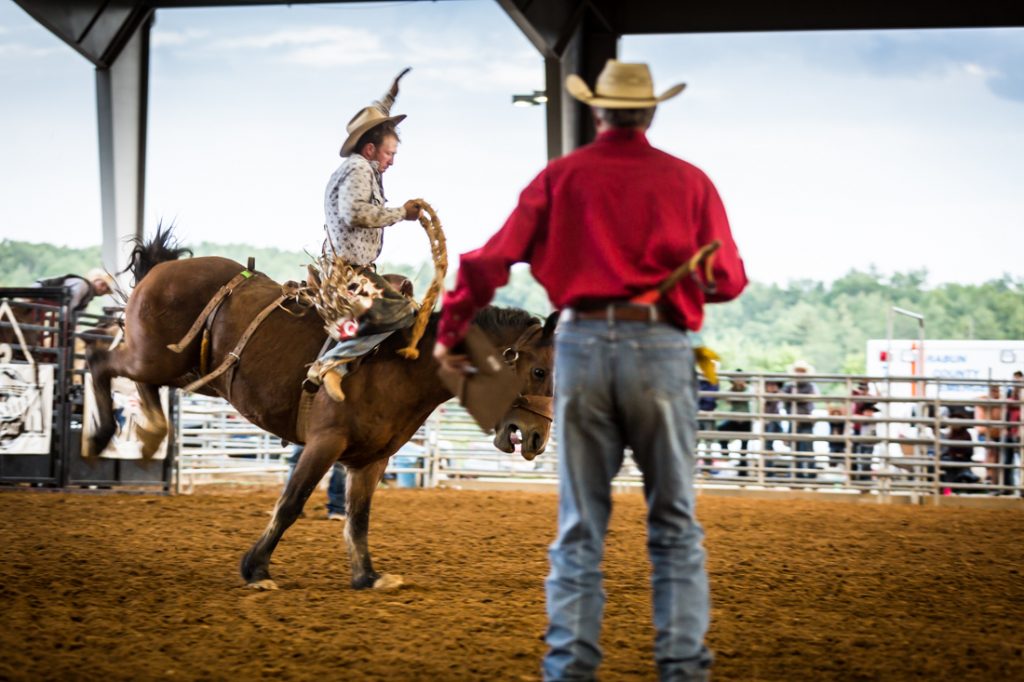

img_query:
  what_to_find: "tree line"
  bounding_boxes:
[2,239,1020,373]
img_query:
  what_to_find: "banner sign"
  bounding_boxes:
[0,363,54,455]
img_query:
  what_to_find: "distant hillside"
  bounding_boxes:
[2,239,1020,374]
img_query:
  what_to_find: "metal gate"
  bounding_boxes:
[0,287,173,491]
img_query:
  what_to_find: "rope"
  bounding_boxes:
[397,199,448,360]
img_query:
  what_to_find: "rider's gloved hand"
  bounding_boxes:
[403,200,422,221]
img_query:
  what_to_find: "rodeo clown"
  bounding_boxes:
[304,68,424,402]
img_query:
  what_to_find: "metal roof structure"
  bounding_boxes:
[12,0,1024,273]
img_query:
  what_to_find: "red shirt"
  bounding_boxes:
[437,128,747,347]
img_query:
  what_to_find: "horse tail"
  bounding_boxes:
[122,222,192,286]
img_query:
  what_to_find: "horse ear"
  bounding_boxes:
[540,311,559,345]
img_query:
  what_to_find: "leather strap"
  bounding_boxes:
[514,394,553,421]
[182,294,285,393]
[294,389,315,443]
[167,270,253,353]
[566,304,664,324]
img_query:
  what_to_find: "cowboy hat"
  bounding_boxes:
[86,268,116,290]
[565,59,685,109]
[790,359,815,374]
[339,67,411,157]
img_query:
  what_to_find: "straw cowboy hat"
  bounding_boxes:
[339,67,410,157]
[565,59,686,109]
[790,359,815,374]
[86,268,116,291]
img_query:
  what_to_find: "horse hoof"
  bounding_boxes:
[247,579,278,591]
[373,574,404,591]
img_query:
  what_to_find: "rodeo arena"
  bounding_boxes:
[2,2,1023,681]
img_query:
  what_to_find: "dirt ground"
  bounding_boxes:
[0,488,1021,681]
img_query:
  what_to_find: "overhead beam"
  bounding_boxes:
[13,1,154,68]
[594,0,1024,33]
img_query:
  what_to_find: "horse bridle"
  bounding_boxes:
[503,325,554,423]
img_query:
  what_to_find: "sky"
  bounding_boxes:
[1,0,1022,286]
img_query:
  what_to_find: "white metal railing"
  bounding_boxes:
[172,372,1023,502]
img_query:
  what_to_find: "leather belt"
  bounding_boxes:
[563,303,664,324]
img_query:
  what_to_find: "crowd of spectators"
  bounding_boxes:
[695,363,1022,494]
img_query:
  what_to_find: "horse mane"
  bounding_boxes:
[472,306,542,336]
[122,222,193,286]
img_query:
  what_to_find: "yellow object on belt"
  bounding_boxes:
[694,345,721,385]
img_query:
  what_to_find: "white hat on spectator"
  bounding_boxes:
[790,359,814,374]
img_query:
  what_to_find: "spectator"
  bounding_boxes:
[940,406,982,489]
[696,370,719,471]
[697,372,719,433]
[762,379,785,449]
[849,380,874,437]
[762,380,786,478]
[975,384,1005,487]
[1002,371,1022,493]
[783,359,819,479]
[286,445,347,520]
[717,374,752,476]
[33,268,115,314]
[826,404,846,468]
[851,402,879,484]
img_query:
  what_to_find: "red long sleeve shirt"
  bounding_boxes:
[437,128,747,347]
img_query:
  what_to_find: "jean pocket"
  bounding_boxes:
[636,342,694,401]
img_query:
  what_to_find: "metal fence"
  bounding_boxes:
[174,371,1022,502]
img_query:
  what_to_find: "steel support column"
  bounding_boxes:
[96,15,151,279]
[554,11,617,154]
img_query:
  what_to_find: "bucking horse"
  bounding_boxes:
[85,228,556,590]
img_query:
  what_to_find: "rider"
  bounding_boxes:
[305,68,423,402]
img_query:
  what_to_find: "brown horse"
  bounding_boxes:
[85,228,556,590]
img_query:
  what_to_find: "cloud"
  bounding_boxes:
[199,26,391,67]
[628,29,1024,106]
[214,26,377,51]
[151,28,208,48]
[395,27,540,92]
[988,68,1024,103]
[815,30,1024,105]
[0,42,59,58]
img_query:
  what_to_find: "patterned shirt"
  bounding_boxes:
[324,154,405,266]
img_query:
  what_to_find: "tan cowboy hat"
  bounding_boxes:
[339,67,411,157]
[790,359,815,374]
[565,59,685,109]
[86,268,116,290]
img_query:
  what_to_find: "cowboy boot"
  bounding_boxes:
[323,368,346,402]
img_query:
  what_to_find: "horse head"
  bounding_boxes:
[490,310,558,461]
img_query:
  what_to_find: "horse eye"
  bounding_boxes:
[532,368,547,380]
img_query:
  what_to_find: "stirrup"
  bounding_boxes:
[303,361,324,393]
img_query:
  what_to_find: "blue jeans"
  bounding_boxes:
[544,319,712,681]
[792,422,817,479]
[287,445,347,515]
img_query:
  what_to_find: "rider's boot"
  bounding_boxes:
[323,369,346,402]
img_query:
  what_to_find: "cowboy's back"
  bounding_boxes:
[437,130,744,345]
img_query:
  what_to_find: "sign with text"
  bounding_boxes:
[0,363,54,454]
